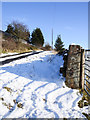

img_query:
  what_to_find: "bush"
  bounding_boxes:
[44,43,52,50]
[2,37,38,53]
[2,38,17,51]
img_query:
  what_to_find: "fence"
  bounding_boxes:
[84,49,90,96]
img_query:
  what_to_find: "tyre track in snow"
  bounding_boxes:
[20,54,63,118]
[43,89,74,118]
[24,82,49,118]
[44,86,62,118]
[18,82,48,118]
[54,89,82,117]
[1,51,83,118]
[22,82,60,118]
[0,52,55,118]
[2,80,34,118]
[55,89,73,111]
[30,85,61,118]
[72,95,81,108]
[55,89,73,102]
[23,54,62,117]
[0,50,86,118]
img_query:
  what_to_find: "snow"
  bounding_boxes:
[0,52,18,57]
[0,51,42,62]
[0,51,33,62]
[70,43,76,45]
[0,51,88,118]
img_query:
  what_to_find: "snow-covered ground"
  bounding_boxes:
[0,51,42,62]
[0,52,18,57]
[0,51,34,62]
[0,51,88,118]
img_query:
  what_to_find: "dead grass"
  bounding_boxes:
[78,89,89,108]
[78,89,89,119]
[17,103,23,108]
[2,102,13,110]
[3,87,12,93]
[0,97,4,101]
[2,36,39,54]
[43,98,47,102]
[13,99,23,108]
[82,113,90,120]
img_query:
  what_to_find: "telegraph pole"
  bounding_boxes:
[52,28,53,49]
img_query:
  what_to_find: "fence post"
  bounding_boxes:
[66,45,82,89]
[81,49,85,90]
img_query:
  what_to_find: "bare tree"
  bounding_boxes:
[6,21,30,42]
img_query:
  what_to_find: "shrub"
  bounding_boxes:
[44,43,52,50]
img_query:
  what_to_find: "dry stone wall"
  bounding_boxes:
[65,45,83,89]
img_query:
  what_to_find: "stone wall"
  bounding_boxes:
[60,49,68,77]
[65,45,84,89]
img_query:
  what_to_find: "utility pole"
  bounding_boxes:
[59,34,61,39]
[52,28,53,49]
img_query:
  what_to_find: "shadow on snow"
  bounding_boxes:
[0,54,63,85]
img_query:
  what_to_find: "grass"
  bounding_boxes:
[13,99,23,109]
[78,89,89,119]
[1,37,39,54]
[2,98,23,110]
[2,43,38,54]
[78,89,89,108]
[17,103,23,108]
[2,102,13,110]
[43,98,47,102]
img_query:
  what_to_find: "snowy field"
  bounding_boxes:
[0,51,88,118]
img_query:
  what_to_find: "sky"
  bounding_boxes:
[2,2,88,49]
[88,2,90,49]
